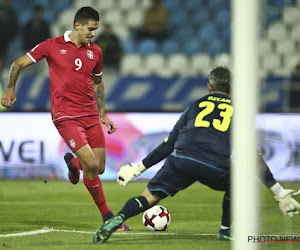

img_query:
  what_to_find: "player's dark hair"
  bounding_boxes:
[74,7,99,26]
[208,66,231,94]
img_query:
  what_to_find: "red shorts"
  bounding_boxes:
[54,115,105,152]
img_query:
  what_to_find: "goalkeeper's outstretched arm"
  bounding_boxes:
[259,154,300,217]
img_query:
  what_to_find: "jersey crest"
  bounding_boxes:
[87,50,93,59]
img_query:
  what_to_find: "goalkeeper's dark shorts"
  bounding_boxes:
[147,155,230,200]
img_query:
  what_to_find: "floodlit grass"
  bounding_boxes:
[0,180,299,249]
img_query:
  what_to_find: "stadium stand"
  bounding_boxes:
[3,0,300,112]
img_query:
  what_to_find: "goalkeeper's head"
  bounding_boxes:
[208,66,231,95]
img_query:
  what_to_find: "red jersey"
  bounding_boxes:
[27,31,103,122]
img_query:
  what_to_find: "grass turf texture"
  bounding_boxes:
[0,180,300,250]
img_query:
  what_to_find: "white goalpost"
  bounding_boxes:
[232,0,259,249]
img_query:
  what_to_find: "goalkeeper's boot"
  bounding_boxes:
[216,228,234,241]
[64,153,80,185]
[93,215,124,243]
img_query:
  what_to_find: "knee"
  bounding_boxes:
[85,159,99,174]
[97,158,106,175]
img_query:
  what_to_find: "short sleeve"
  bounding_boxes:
[26,39,51,63]
[94,47,103,76]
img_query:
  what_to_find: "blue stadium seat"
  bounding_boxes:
[267,0,295,7]
[19,10,32,27]
[191,10,211,28]
[163,0,182,10]
[183,39,203,56]
[215,9,230,27]
[161,40,180,55]
[138,39,159,56]
[122,40,136,54]
[207,40,226,55]
[174,27,195,43]
[169,10,189,28]
[207,0,230,10]
[198,24,218,41]
[184,0,205,11]
[220,26,231,42]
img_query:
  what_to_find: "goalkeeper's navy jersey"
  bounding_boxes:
[169,92,233,169]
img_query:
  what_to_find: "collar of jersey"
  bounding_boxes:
[64,30,90,47]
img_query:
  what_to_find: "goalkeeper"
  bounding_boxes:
[93,66,300,243]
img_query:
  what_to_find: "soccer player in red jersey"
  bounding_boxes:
[1,7,129,231]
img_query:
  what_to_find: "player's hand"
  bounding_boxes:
[117,161,146,186]
[271,183,300,217]
[100,116,116,134]
[1,87,17,109]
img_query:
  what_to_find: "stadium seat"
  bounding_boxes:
[282,7,300,24]
[207,40,226,55]
[19,10,32,27]
[191,10,210,28]
[73,0,93,9]
[126,9,144,28]
[174,27,195,44]
[112,24,130,41]
[215,9,230,27]
[198,24,218,41]
[291,23,300,40]
[104,10,124,25]
[166,54,189,76]
[261,54,281,71]
[161,40,180,55]
[95,0,116,11]
[138,39,159,56]
[183,39,203,56]
[144,54,166,76]
[120,54,144,75]
[184,0,205,11]
[267,22,288,40]
[163,0,181,10]
[220,26,231,42]
[275,39,296,55]
[58,8,76,28]
[140,0,152,9]
[258,39,274,55]
[282,54,299,71]
[214,54,232,69]
[207,0,230,10]
[122,40,136,54]
[118,0,137,11]
[169,10,189,28]
[268,0,295,7]
[190,54,212,76]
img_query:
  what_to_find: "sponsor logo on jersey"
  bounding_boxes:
[87,50,93,59]
[60,49,67,54]
[69,139,76,148]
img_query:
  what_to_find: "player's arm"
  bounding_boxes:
[117,108,189,186]
[259,153,300,217]
[93,75,116,134]
[1,54,33,109]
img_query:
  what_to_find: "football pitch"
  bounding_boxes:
[0,180,300,250]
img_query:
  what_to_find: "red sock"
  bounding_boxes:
[83,176,110,216]
[71,158,83,170]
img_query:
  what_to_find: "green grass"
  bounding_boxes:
[0,180,300,249]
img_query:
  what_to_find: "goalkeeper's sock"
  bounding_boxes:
[83,176,110,216]
[221,191,231,227]
[71,157,83,170]
[118,196,149,220]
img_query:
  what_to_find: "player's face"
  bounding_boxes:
[78,20,99,44]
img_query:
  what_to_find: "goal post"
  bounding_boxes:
[232,0,259,249]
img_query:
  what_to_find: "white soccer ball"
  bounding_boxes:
[142,205,171,231]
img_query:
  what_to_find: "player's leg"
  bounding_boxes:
[217,190,233,241]
[93,188,159,243]
[93,155,192,243]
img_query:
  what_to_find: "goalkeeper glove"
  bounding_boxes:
[117,161,146,186]
[270,182,300,217]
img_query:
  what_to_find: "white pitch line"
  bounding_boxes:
[0,227,216,238]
